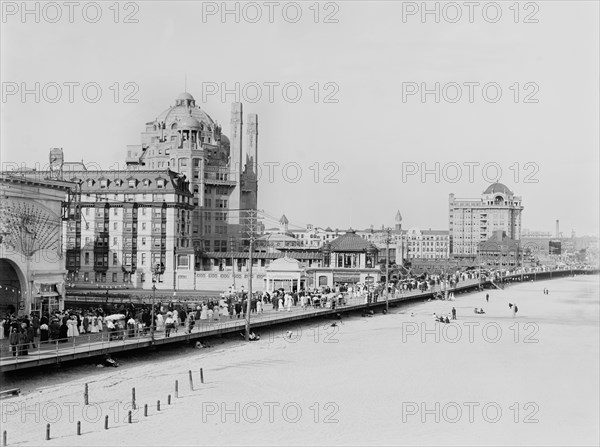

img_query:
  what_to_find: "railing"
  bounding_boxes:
[2,269,596,369]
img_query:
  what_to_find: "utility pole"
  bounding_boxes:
[245,209,258,341]
[520,242,524,282]
[385,227,391,313]
[230,235,236,291]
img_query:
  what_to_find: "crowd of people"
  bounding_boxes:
[1,267,537,356]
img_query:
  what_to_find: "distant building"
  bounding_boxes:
[0,174,73,316]
[308,230,380,287]
[449,183,523,258]
[478,230,520,268]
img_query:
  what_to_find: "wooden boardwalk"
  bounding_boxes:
[1,269,595,373]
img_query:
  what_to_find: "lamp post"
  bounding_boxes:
[151,263,161,343]
[385,227,391,313]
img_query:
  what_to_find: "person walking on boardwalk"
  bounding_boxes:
[451,307,457,320]
[486,293,489,303]
[18,328,28,356]
[9,327,19,356]
[164,313,174,337]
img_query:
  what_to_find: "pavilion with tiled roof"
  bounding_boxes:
[303,230,381,289]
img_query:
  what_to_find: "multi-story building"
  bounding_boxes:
[125,92,258,261]
[400,228,450,261]
[449,183,523,258]
[0,174,73,316]
[61,166,195,290]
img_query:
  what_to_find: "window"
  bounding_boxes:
[123,254,132,266]
[100,179,108,188]
[113,253,118,265]
[141,253,146,265]
[141,237,146,246]
[112,273,118,282]
[128,179,136,188]
[113,222,118,230]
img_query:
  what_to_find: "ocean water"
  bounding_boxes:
[1,275,598,446]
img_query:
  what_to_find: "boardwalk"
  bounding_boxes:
[1,269,595,373]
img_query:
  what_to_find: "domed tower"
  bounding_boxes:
[125,91,259,264]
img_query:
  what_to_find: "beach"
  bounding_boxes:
[1,275,598,446]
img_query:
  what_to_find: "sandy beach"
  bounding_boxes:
[1,275,598,446]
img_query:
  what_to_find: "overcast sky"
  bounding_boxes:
[1,1,598,235]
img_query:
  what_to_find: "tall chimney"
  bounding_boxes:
[555,219,559,238]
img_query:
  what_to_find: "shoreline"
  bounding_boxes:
[0,275,598,446]
[1,269,598,376]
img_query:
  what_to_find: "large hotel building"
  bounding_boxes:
[55,92,259,290]
[449,182,523,258]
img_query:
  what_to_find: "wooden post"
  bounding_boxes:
[3,430,7,446]
[132,387,136,409]
[104,415,109,430]
[77,421,81,436]
[200,368,204,384]
[84,383,89,405]
[157,400,161,411]
[128,411,132,424]
[189,370,194,390]
[144,404,148,417]
[168,394,171,405]
[175,380,178,398]
[46,424,50,440]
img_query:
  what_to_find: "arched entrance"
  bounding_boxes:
[0,259,23,316]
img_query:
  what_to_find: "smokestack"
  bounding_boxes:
[555,219,559,238]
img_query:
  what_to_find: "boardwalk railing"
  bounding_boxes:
[1,268,596,371]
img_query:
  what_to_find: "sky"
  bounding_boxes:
[1,1,599,235]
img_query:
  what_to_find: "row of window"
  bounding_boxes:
[90,178,167,189]
[68,251,168,267]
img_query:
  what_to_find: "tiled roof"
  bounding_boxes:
[483,182,513,195]
[328,231,378,252]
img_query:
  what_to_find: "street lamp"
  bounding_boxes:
[151,263,161,343]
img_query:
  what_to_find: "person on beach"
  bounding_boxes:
[451,307,456,320]
[486,293,489,302]
[512,304,518,318]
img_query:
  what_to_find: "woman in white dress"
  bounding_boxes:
[278,296,284,312]
[256,299,263,314]
[0,318,5,340]
[200,304,208,320]
[90,316,99,334]
[221,303,229,318]
[207,308,214,321]
[67,317,79,337]
[156,313,165,332]
[173,309,179,328]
